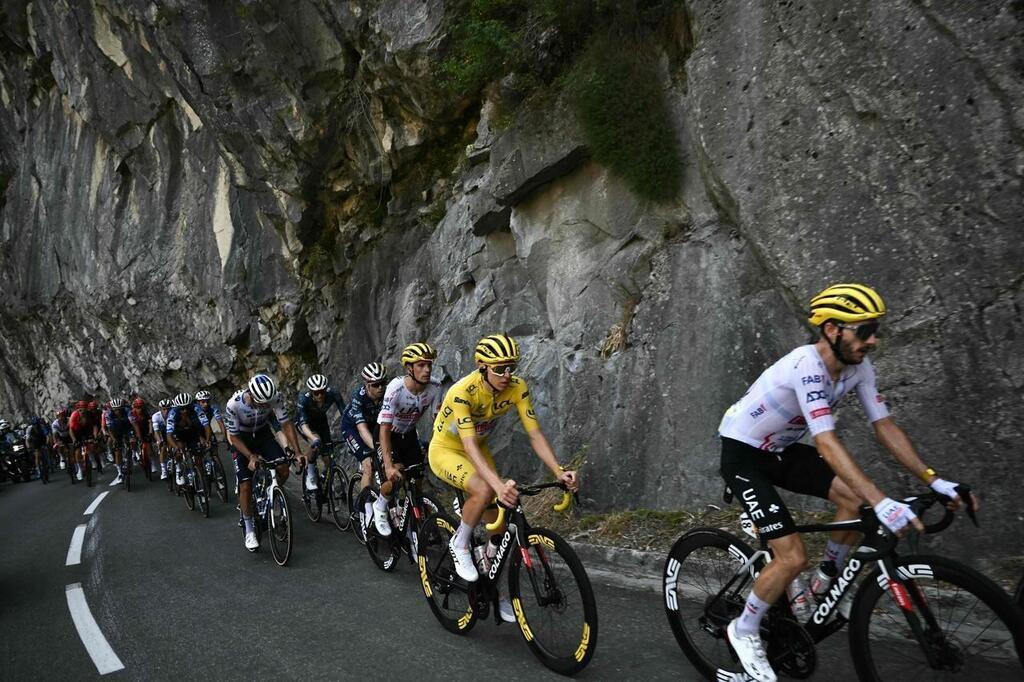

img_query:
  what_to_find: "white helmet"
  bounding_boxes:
[195,390,212,401]
[361,362,386,383]
[158,399,172,409]
[0,419,9,430]
[248,374,277,404]
[172,392,193,408]
[109,398,125,409]
[306,374,329,391]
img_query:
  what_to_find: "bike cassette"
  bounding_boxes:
[766,617,816,678]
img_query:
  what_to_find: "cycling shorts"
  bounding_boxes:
[719,436,836,540]
[231,426,286,485]
[385,430,425,468]
[342,427,375,462]
[428,440,496,492]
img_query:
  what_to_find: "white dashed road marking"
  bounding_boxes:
[65,583,125,675]
[66,524,87,566]
[83,491,110,515]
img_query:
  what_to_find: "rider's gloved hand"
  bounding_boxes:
[928,477,959,499]
[873,497,919,535]
[311,438,321,450]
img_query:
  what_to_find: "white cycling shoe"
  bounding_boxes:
[304,473,318,491]
[448,537,479,582]
[726,620,777,682]
[371,503,392,536]
[76,469,84,481]
[498,597,516,623]
[244,531,259,552]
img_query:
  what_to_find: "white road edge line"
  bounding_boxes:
[65,583,125,675]
[66,524,87,566]
[83,491,110,516]
[108,476,120,487]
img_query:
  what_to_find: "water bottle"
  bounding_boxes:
[473,545,489,574]
[811,560,838,600]
[787,576,813,621]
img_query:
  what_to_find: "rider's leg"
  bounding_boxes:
[360,457,372,490]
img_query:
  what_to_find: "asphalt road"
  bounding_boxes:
[0,465,1001,681]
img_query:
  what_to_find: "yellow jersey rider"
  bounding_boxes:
[430,334,578,587]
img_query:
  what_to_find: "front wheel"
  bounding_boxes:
[848,554,1024,680]
[269,486,292,566]
[328,465,352,531]
[1014,571,1023,611]
[350,476,368,544]
[663,528,758,680]
[302,476,323,523]
[359,487,399,572]
[182,462,196,511]
[508,527,598,675]
[210,452,229,502]
[194,462,210,518]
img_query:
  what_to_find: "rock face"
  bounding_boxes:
[0,2,1021,553]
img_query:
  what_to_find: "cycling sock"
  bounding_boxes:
[364,501,373,521]
[373,494,389,512]
[243,515,255,534]
[306,463,316,477]
[735,591,771,638]
[453,521,473,549]
[824,540,851,567]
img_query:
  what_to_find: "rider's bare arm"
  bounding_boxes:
[813,430,886,507]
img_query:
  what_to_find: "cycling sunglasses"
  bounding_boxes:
[838,320,881,341]
[368,381,386,389]
[489,363,517,376]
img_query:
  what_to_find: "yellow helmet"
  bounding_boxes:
[474,334,520,365]
[400,342,437,365]
[808,284,886,326]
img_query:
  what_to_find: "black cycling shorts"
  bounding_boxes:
[383,430,424,468]
[719,437,836,540]
[231,427,287,485]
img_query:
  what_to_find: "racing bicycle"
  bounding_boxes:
[663,486,1024,680]
[418,482,598,675]
[240,455,294,566]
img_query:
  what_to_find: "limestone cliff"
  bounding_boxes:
[0,1,1021,554]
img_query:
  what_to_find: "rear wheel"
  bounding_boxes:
[849,554,1024,680]
[122,448,132,491]
[508,527,599,675]
[85,452,93,487]
[40,453,49,484]
[194,461,210,518]
[269,486,292,566]
[210,452,229,502]
[418,514,477,634]
[328,466,352,531]
[141,447,153,481]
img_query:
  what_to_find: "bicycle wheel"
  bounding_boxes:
[194,462,210,518]
[418,514,477,634]
[663,527,758,680]
[1014,571,1023,611]
[123,450,132,491]
[350,476,368,544]
[182,462,196,511]
[40,455,49,484]
[361,488,399,571]
[268,486,292,566]
[85,453,93,487]
[328,465,352,531]
[849,554,1024,680]
[302,473,323,523]
[141,448,153,482]
[507,527,598,674]
[211,452,229,502]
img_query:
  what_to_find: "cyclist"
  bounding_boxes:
[104,399,135,485]
[716,283,978,682]
[430,334,577,621]
[341,362,387,494]
[225,374,302,552]
[195,390,225,442]
[166,393,212,487]
[296,374,346,492]
[129,398,154,477]
[152,399,171,479]
[372,343,443,537]
[69,401,98,480]
[51,409,72,470]
[24,416,49,479]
